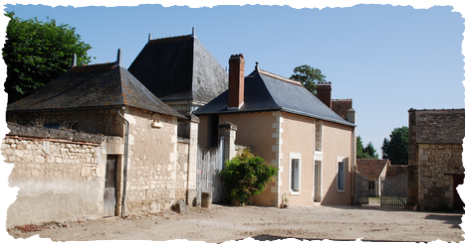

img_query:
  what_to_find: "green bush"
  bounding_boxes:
[220,149,278,205]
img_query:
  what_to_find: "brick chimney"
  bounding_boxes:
[316,82,332,109]
[228,54,245,110]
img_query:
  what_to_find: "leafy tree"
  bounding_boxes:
[289,65,326,95]
[381,126,409,165]
[220,148,278,205]
[357,136,379,159]
[3,12,94,104]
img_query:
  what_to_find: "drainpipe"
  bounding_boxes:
[117,107,129,218]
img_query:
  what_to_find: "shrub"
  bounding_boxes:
[220,148,278,205]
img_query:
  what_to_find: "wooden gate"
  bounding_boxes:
[453,174,464,209]
[381,173,407,208]
[196,137,224,205]
[104,155,118,217]
[356,173,369,205]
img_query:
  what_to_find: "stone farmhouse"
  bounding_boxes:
[195,54,357,207]
[3,50,200,228]
[407,108,465,211]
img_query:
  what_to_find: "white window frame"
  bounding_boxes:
[336,157,346,192]
[314,120,323,155]
[289,152,301,195]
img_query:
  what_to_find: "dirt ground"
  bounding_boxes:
[8,204,464,243]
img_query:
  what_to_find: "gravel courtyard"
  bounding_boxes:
[9,204,464,243]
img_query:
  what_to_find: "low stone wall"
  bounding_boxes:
[2,123,122,228]
[418,143,464,210]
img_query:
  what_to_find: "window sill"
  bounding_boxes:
[289,191,300,196]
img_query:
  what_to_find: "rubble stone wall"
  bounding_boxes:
[418,143,464,210]
[123,107,179,214]
[2,124,122,228]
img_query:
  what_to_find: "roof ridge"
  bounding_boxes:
[332,99,352,101]
[148,34,191,44]
[409,108,465,111]
[70,62,117,73]
[258,69,303,87]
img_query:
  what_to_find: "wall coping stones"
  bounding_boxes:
[217,121,237,131]
[6,123,108,144]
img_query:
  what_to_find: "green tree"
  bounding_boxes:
[381,126,409,165]
[289,65,326,95]
[220,149,278,205]
[3,12,94,104]
[357,136,379,159]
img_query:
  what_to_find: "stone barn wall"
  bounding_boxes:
[417,143,463,210]
[2,123,123,228]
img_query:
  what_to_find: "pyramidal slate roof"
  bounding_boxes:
[7,51,184,118]
[128,29,228,103]
[195,68,355,127]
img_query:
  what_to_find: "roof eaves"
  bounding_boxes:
[281,107,356,127]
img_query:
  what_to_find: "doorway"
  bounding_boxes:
[104,155,118,217]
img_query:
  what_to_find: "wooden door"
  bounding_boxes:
[453,174,464,209]
[104,155,117,217]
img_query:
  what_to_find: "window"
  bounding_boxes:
[208,115,219,147]
[314,161,322,202]
[337,160,345,191]
[369,181,375,190]
[289,153,301,194]
[315,121,323,152]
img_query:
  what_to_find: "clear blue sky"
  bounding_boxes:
[2,3,465,156]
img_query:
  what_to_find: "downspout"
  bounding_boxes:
[117,107,129,218]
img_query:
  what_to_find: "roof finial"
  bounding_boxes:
[148,33,151,42]
[191,27,196,38]
[70,53,76,69]
[255,62,259,71]
[117,49,122,66]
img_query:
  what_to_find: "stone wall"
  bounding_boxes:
[2,123,122,228]
[123,107,178,214]
[7,109,123,137]
[417,143,464,211]
[176,138,189,202]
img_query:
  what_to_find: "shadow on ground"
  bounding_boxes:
[424,214,463,229]
[214,235,456,245]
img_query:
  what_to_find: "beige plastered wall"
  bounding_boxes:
[123,107,178,214]
[198,112,278,206]
[198,111,354,207]
[317,119,353,205]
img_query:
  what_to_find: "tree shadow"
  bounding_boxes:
[213,235,456,245]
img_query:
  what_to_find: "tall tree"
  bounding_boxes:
[381,126,409,165]
[3,12,94,104]
[357,136,379,159]
[289,65,326,95]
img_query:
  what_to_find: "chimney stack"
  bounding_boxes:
[228,54,245,110]
[316,81,332,109]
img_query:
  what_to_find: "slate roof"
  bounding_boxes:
[332,99,352,121]
[356,159,389,179]
[410,109,465,144]
[7,55,184,118]
[195,68,355,127]
[128,32,228,103]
